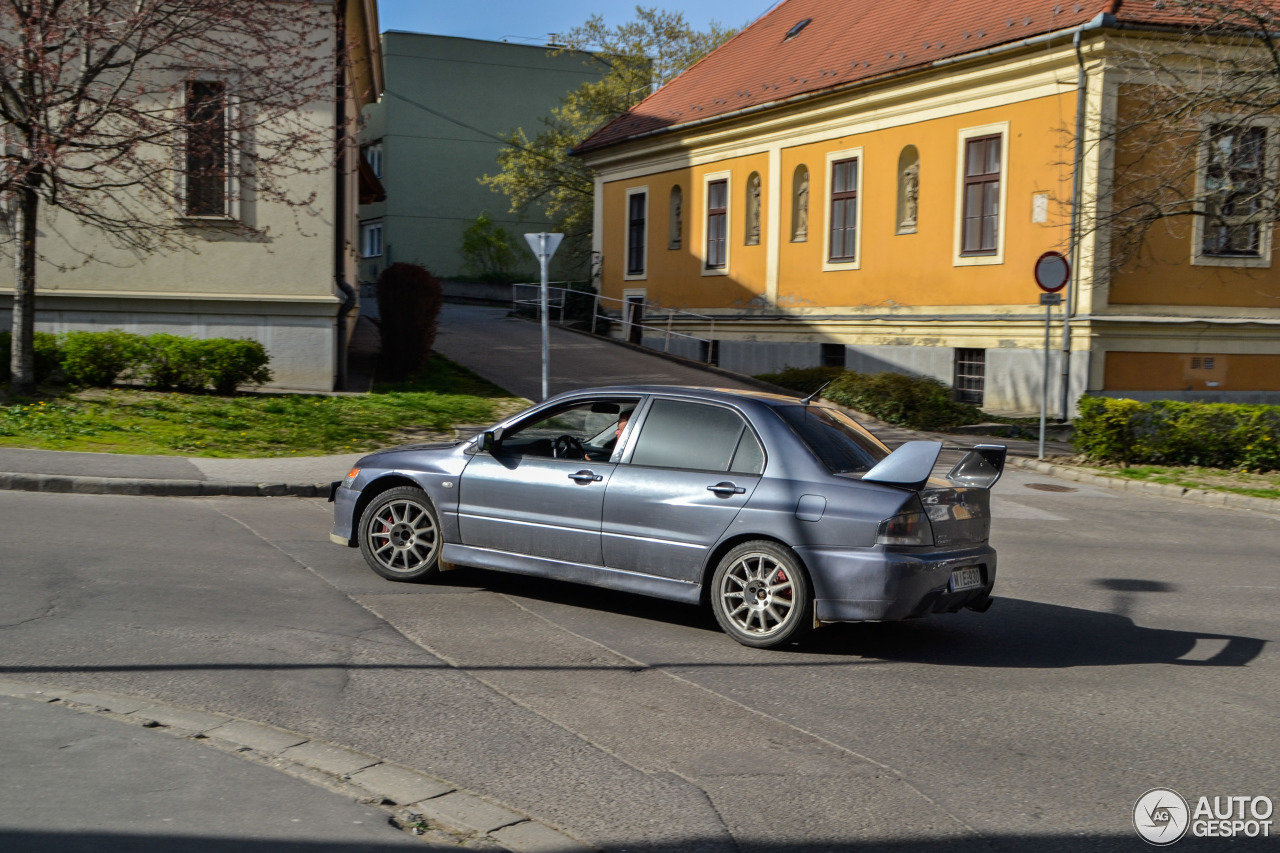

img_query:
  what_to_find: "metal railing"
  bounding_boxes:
[511,283,722,363]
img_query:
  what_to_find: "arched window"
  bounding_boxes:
[791,164,809,242]
[668,185,683,250]
[897,145,920,234]
[745,172,761,245]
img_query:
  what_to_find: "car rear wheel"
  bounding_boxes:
[358,486,441,582]
[711,541,812,649]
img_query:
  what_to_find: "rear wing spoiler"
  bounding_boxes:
[862,441,1007,491]
[862,441,940,492]
[945,444,1007,489]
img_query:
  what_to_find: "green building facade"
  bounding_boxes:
[358,32,604,299]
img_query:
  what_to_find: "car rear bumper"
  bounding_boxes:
[795,544,996,623]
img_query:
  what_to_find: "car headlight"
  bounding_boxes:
[876,497,935,546]
[343,468,360,489]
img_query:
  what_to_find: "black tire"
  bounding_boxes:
[710,540,813,649]
[357,486,442,582]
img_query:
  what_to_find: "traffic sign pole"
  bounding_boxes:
[1039,292,1063,459]
[1034,252,1070,460]
[523,233,564,401]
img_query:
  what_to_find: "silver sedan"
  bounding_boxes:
[330,386,1005,649]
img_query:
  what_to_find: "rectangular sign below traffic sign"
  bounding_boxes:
[1039,293,1063,306]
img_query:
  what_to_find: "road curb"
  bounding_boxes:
[0,471,330,497]
[1006,456,1280,517]
[0,677,595,853]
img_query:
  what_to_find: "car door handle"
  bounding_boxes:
[569,470,604,483]
[707,481,746,496]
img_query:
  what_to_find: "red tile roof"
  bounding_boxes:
[575,0,1265,154]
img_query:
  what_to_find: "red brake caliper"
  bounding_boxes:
[776,569,790,600]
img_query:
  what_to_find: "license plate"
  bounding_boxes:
[950,566,983,592]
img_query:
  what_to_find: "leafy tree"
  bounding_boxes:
[459,212,518,282]
[1,0,339,396]
[482,7,735,270]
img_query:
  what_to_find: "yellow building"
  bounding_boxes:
[576,0,1280,415]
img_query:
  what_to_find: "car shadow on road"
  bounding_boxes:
[451,568,1265,669]
[799,597,1265,667]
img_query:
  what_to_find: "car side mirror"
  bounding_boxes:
[480,428,504,453]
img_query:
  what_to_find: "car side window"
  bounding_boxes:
[728,426,765,475]
[629,399,763,474]
[498,399,639,460]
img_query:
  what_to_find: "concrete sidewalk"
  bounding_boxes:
[0,447,363,497]
[0,685,447,851]
[0,679,588,852]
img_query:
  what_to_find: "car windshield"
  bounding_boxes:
[775,405,889,475]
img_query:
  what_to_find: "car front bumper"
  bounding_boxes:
[329,482,359,546]
[795,543,996,623]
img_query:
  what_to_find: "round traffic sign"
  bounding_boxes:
[1034,251,1070,292]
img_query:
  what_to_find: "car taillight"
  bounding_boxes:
[876,504,935,546]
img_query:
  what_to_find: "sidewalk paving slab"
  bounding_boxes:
[349,764,456,805]
[413,792,527,835]
[280,740,381,777]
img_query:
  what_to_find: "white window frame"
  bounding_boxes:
[362,140,384,179]
[360,220,383,258]
[822,146,864,271]
[177,79,241,221]
[701,170,731,276]
[624,186,649,281]
[953,121,1009,267]
[1192,115,1279,268]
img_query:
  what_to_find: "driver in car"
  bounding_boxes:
[584,409,631,462]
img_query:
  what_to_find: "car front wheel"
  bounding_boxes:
[711,541,812,649]
[358,486,441,582]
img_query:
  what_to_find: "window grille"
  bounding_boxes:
[954,348,986,405]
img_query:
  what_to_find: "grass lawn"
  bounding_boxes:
[1094,464,1280,501]
[0,354,527,457]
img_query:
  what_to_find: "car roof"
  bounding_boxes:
[560,385,805,408]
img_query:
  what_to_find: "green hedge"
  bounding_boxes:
[1,329,272,394]
[757,365,984,431]
[61,330,149,386]
[0,331,63,385]
[1074,396,1280,471]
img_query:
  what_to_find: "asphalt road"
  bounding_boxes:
[1,473,1276,852]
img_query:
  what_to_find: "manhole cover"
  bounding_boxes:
[1025,482,1077,493]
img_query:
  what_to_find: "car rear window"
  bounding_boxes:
[775,405,889,474]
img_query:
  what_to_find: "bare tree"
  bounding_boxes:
[1093,1,1280,273]
[1,0,340,395]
